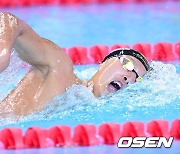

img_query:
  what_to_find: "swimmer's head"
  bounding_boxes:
[88,48,151,97]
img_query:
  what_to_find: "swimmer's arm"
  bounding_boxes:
[0,12,67,74]
[0,12,18,73]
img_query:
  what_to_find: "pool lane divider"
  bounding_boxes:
[0,119,180,149]
[65,42,180,65]
[0,0,176,7]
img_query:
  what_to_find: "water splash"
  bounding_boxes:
[0,51,29,102]
[0,54,179,129]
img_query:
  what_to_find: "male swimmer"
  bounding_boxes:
[0,12,151,116]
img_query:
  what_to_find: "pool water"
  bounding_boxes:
[0,54,180,129]
[0,1,180,153]
[1,2,180,48]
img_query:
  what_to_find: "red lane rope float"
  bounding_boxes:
[24,127,47,148]
[73,124,98,146]
[0,128,24,149]
[0,119,180,150]
[170,119,180,140]
[98,123,121,144]
[132,43,152,61]
[61,42,179,65]
[90,45,109,64]
[68,46,91,64]
[121,122,145,138]
[147,120,169,139]
[47,126,72,147]
[153,42,175,61]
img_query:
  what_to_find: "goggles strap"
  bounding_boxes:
[102,48,150,71]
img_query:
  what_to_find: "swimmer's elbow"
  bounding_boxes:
[0,12,22,34]
[1,12,17,21]
[0,12,16,22]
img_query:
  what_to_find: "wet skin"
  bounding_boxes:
[0,12,147,116]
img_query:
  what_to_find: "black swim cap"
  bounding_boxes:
[101,48,151,71]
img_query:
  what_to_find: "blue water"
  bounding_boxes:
[0,2,180,154]
[1,2,180,48]
[0,56,180,128]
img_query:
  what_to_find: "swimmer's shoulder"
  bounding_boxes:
[39,38,74,75]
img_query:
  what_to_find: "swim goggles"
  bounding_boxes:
[119,56,143,82]
[101,48,151,82]
[102,48,151,71]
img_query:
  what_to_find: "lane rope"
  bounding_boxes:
[66,42,180,64]
[0,119,180,149]
[0,0,176,7]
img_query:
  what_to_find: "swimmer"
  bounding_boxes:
[0,12,151,116]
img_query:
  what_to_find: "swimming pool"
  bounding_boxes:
[0,1,180,153]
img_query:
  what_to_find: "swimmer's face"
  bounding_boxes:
[89,55,147,97]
